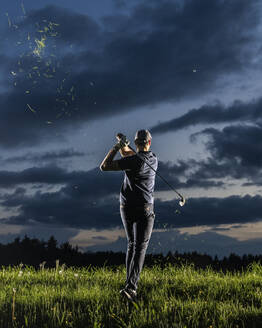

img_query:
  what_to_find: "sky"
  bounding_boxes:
[1,0,262,258]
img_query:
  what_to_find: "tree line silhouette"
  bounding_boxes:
[0,235,261,272]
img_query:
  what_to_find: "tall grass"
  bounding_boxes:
[1,262,262,327]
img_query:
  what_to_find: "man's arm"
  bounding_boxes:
[99,146,121,171]
[119,146,136,158]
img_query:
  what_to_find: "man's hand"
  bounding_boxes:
[116,133,136,157]
[116,133,124,142]
[115,134,130,150]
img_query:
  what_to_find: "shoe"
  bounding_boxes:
[120,288,137,301]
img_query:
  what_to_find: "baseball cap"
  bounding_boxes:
[134,129,152,144]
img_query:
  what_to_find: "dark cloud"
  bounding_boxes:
[0,159,224,194]
[180,178,224,189]
[1,189,121,229]
[0,160,229,229]
[155,195,262,228]
[148,96,262,184]
[92,236,108,240]
[156,158,225,190]
[158,159,191,176]
[113,0,127,10]
[0,0,260,148]
[0,165,123,202]
[150,98,262,135]
[199,124,262,168]
[2,148,87,164]
[183,156,260,187]
[0,165,73,188]
[149,122,262,188]
[210,227,231,232]
[1,171,262,229]
[186,123,262,186]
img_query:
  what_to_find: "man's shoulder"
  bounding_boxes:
[147,151,158,160]
[117,153,142,170]
[152,152,157,158]
[119,154,139,161]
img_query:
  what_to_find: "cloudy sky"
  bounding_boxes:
[1,0,262,258]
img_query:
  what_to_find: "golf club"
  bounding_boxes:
[116,133,186,206]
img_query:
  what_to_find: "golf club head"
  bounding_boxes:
[179,197,186,207]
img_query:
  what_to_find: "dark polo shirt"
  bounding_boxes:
[117,150,158,206]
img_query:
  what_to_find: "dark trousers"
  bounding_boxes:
[120,203,155,291]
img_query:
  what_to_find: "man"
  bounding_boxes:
[100,130,158,301]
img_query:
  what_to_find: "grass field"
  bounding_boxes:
[1,262,262,328]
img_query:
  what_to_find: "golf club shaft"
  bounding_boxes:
[127,145,184,201]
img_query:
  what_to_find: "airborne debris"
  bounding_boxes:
[5,13,11,28]
[9,10,78,124]
[33,36,46,56]
[27,104,36,114]
[21,2,26,15]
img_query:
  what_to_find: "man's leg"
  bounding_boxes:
[120,205,135,285]
[125,205,155,291]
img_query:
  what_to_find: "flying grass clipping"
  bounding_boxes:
[7,2,79,124]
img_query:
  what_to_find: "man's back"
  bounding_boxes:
[117,150,158,205]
